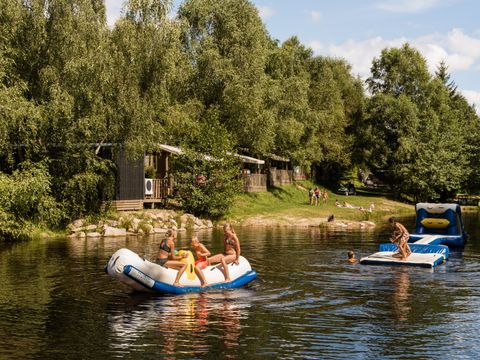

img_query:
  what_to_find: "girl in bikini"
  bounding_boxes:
[207,223,241,282]
[157,229,208,287]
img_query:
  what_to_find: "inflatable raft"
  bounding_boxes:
[105,248,257,294]
[360,203,467,268]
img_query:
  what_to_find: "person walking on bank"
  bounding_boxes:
[314,187,321,206]
[322,189,328,204]
[309,188,315,205]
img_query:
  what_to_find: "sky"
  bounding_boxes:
[105,0,480,112]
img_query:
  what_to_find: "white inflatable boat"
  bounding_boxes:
[105,248,257,294]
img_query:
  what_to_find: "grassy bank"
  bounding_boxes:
[226,181,415,226]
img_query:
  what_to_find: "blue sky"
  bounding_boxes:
[105,0,480,111]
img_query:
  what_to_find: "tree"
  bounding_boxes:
[367,43,430,102]
[172,108,241,218]
[178,0,275,155]
[362,43,480,200]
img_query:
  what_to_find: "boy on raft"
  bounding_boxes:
[190,235,211,270]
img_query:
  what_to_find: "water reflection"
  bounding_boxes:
[391,268,411,321]
[1,213,480,359]
[108,289,250,358]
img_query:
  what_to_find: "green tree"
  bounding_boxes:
[178,0,275,155]
[362,44,480,200]
[172,108,241,218]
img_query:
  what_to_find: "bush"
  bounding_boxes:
[0,161,62,241]
[172,110,241,219]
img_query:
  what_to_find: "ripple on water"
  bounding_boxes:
[2,221,480,359]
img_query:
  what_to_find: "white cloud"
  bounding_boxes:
[257,5,274,20]
[326,36,406,77]
[446,28,480,58]
[310,11,322,22]
[308,40,323,53]
[462,90,480,114]
[376,0,442,13]
[310,29,480,78]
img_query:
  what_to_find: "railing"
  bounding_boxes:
[241,173,267,192]
[269,169,293,186]
[145,178,171,200]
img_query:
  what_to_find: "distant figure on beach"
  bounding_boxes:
[314,187,321,205]
[389,217,412,261]
[369,202,375,212]
[347,251,356,264]
[335,199,341,207]
[343,201,354,208]
[322,189,328,204]
[309,188,315,205]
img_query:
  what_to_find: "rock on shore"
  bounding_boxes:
[67,210,214,239]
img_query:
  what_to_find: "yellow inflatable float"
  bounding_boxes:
[420,218,450,229]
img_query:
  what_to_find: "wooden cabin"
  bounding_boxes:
[267,154,294,187]
[109,145,270,210]
[108,145,176,211]
[237,154,267,192]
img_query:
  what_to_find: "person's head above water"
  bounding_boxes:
[348,251,355,259]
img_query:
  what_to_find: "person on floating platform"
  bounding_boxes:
[388,217,412,260]
[157,229,208,287]
[190,235,211,270]
[207,223,241,282]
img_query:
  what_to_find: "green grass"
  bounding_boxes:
[226,181,414,224]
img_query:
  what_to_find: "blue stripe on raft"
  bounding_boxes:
[379,243,450,259]
[123,265,258,294]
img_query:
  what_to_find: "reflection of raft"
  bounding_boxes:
[361,203,467,268]
[105,248,257,294]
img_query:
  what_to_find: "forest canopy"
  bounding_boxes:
[1,0,479,233]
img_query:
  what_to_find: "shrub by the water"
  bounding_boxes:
[0,162,62,241]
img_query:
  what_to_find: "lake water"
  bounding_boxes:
[1,212,480,359]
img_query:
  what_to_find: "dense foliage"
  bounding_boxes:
[0,1,479,238]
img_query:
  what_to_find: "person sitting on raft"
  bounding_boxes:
[207,223,241,282]
[388,217,412,260]
[190,235,211,270]
[157,229,208,287]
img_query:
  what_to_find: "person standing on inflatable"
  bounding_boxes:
[389,217,412,260]
[191,235,211,270]
[208,223,241,282]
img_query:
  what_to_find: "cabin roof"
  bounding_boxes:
[157,144,265,164]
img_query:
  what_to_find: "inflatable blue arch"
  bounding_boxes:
[360,203,467,268]
[409,203,467,248]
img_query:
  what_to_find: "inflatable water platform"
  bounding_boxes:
[360,203,467,268]
[105,248,257,294]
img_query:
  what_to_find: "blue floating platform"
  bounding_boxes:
[360,203,466,268]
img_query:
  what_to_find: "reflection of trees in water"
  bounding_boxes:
[108,290,251,358]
